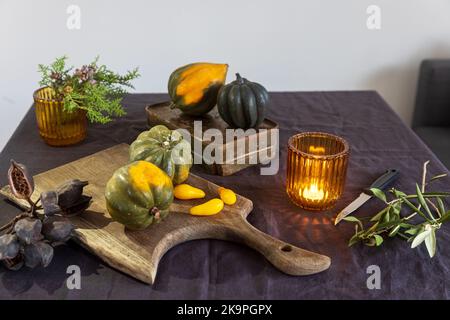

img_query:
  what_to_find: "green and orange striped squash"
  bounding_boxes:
[168,62,228,116]
[105,161,174,230]
[129,125,192,185]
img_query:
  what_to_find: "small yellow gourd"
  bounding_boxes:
[189,198,224,216]
[218,187,237,205]
[174,184,206,200]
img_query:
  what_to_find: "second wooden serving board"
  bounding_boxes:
[0,144,330,284]
[146,101,279,176]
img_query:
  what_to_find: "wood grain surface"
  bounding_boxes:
[0,144,330,284]
[146,102,278,176]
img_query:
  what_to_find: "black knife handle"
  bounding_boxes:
[363,169,399,194]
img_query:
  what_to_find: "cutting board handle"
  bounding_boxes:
[225,217,331,276]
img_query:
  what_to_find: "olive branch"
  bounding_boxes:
[343,161,450,257]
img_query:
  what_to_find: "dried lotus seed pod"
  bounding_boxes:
[0,234,20,260]
[14,218,43,245]
[36,242,54,267]
[40,190,61,216]
[7,160,34,200]
[57,179,89,210]
[23,241,54,268]
[23,244,41,268]
[42,217,74,242]
[2,253,24,271]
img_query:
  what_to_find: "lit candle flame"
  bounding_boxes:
[302,184,325,201]
[308,146,325,155]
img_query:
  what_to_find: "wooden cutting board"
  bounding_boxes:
[0,144,330,284]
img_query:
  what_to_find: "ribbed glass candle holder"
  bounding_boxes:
[33,87,87,146]
[286,132,349,211]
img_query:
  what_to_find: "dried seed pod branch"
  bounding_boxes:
[1,160,91,270]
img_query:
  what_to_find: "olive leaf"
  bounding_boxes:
[367,221,380,233]
[424,228,436,258]
[411,227,432,249]
[343,216,363,230]
[390,202,402,216]
[405,226,421,236]
[416,184,433,220]
[440,211,450,223]
[391,188,406,198]
[348,234,361,247]
[388,225,401,237]
[7,160,34,200]
[382,210,391,223]
[370,188,387,203]
[429,173,447,183]
[370,207,389,222]
[436,198,445,217]
[373,235,384,246]
[402,198,429,220]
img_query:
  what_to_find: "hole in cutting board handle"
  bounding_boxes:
[280,245,293,252]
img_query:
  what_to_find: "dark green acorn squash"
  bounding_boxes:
[168,62,228,116]
[105,161,174,230]
[217,73,269,129]
[129,125,192,185]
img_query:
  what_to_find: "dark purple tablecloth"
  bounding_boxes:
[1,92,449,299]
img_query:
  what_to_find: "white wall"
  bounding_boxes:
[2,0,450,150]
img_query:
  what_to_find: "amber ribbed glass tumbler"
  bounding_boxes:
[33,87,87,146]
[286,132,349,211]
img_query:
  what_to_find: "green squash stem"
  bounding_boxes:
[150,206,161,220]
[236,73,244,84]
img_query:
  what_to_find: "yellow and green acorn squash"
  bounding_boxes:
[105,161,174,230]
[168,62,228,116]
[129,125,192,185]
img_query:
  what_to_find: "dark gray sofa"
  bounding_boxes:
[413,60,450,169]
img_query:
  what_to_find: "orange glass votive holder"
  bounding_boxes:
[286,132,349,211]
[33,87,87,147]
